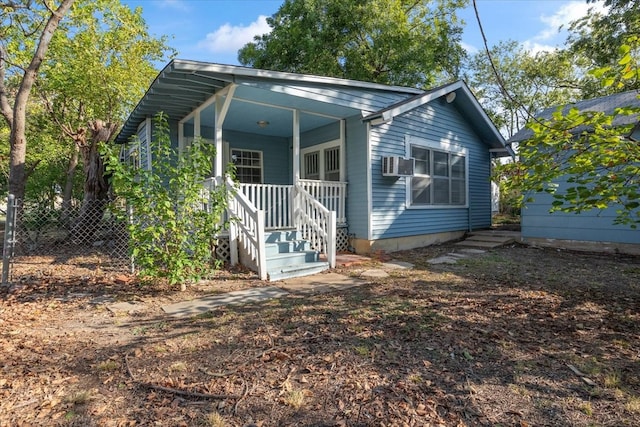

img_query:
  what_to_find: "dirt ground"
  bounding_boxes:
[1,243,639,426]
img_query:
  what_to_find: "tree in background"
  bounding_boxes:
[465,40,579,139]
[568,0,640,97]
[239,0,467,88]
[37,0,172,235]
[0,0,75,204]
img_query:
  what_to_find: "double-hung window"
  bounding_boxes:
[409,138,467,207]
[231,149,263,184]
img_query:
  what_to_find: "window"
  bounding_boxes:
[231,149,263,184]
[409,143,466,206]
[304,151,320,180]
[301,140,342,181]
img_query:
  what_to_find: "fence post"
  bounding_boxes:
[2,194,16,285]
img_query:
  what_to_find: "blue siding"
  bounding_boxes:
[225,130,290,185]
[345,115,370,238]
[522,189,640,244]
[300,122,340,148]
[369,102,493,240]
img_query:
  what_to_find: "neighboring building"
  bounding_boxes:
[117,60,510,279]
[509,90,640,254]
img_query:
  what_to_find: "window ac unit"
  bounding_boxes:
[382,156,414,176]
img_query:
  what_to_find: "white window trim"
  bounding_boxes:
[300,138,344,181]
[405,135,469,209]
[230,147,264,184]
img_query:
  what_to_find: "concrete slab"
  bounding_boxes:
[162,286,289,318]
[381,260,414,270]
[360,269,390,278]
[277,272,366,294]
[335,253,371,267]
[465,235,515,243]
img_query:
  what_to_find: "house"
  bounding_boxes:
[116,60,510,280]
[509,90,640,255]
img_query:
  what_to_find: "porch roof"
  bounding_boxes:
[116,60,422,144]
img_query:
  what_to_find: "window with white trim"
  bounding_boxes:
[301,140,342,181]
[410,143,466,206]
[231,149,263,184]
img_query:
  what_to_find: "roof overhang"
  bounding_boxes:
[363,80,512,157]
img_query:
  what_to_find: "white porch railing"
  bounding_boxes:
[237,180,347,229]
[238,183,294,230]
[299,180,347,226]
[224,176,267,280]
[293,185,336,268]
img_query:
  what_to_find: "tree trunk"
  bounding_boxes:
[71,120,118,242]
[61,143,80,223]
[3,0,76,206]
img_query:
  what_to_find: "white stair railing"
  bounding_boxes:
[299,180,347,225]
[225,176,267,280]
[294,185,336,268]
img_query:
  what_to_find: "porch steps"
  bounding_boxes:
[265,230,330,281]
[454,230,520,249]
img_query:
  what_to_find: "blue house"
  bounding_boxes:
[509,90,640,254]
[117,60,509,280]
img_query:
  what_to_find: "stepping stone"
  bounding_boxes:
[360,269,389,278]
[107,301,146,314]
[428,255,462,264]
[381,261,414,270]
[278,272,366,294]
[460,248,486,254]
[162,286,289,318]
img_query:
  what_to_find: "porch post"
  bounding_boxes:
[292,109,300,185]
[340,119,346,182]
[215,96,223,177]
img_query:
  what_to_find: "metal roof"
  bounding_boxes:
[509,90,640,144]
[116,59,422,143]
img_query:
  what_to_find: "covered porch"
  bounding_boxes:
[133,62,362,279]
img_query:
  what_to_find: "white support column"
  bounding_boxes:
[178,122,184,154]
[292,109,300,185]
[215,84,236,177]
[194,110,201,138]
[339,119,346,182]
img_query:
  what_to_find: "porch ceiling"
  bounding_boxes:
[116,60,380,143]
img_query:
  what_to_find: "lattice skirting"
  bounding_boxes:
[214,226,350,264]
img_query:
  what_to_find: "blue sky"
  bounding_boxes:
[122,0,605,65]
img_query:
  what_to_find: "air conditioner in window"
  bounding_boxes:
[382,156,414,176]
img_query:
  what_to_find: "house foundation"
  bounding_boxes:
[351,231,466,255]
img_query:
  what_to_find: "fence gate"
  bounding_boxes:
[1,195,132,285]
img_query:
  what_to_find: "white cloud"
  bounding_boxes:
[461,41,479,54]
[524,1,607,51]
[197,16,271,54]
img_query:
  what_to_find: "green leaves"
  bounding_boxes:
[104,113,227,288]
[238,0,467,88]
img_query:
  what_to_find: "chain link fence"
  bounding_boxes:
[2,195,132,285]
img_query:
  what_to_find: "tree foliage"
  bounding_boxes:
[238,0,468,88]
[502,40,640,227]
[568,0,640,96]
[465,41,579,138]
[105,114,228,288]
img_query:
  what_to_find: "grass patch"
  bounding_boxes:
[65,390,92,405]
[206,411,225,427]
[96,360,119,372]
[282,389,305,409]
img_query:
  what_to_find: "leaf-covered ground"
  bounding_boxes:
[1,244,639,426]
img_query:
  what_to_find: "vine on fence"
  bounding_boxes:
[104,113,228,289]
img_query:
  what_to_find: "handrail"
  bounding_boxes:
[225,176,267,280]
[298,179,347,225]
[294,185,336,268]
